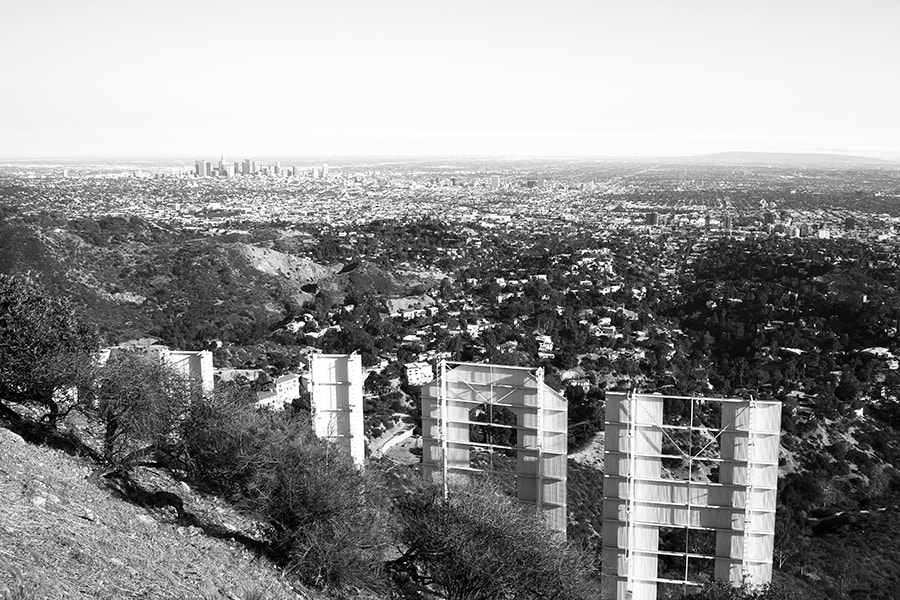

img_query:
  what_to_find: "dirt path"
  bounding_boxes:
[568,431,605,471]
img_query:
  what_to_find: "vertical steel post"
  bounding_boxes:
[535,367,545,514]
[440,360,449,500]
[684,396,696,594]
[625,389,637,593]
[742,397,757,580]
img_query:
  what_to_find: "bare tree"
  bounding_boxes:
[88,352,196,473]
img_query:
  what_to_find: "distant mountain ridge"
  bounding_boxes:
[680,151,896,167]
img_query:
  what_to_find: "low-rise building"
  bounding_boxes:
[97,341,214,393]
[256,373,301,411]
[535,334,554,353]
[405,361,434,387]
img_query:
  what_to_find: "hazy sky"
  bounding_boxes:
[2,0,898,158]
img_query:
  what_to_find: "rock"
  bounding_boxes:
[0,428,25,446]
[135,515,156,528]
[81,509,96,522]
[179,481,191,493]
[30,496,46,508]
[46,493,60,504]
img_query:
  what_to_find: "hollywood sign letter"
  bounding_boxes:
[602,393,781,599]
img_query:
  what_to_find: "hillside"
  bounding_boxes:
[0,212,444,350]
[4,207,900,598]
[0,427,312,600]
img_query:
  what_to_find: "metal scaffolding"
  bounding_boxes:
[421,361,568,535]
[602,392,782,600]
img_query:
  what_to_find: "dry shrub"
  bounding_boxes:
[179,391,393,592]
[246,424,392,590]
[0,573,38,600]
[89,352,197,471]
[396,478,600,600]
[683,581,798,600]
[178,386,267,497]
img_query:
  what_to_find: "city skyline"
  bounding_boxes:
[2,0,899,159]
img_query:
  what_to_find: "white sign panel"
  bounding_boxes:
[602,393,781,600]
[422,361,568,535]
[310,354,365,467]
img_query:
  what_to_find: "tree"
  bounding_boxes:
[365,370,392,396]
[566,385,604,452]
[834,368,861,410]
[88,351,197,472]
[0,273,98,426]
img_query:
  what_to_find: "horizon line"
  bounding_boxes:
[2,149,899,163]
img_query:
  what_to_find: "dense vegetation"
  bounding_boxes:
[0,273,98,425]
[3,204,900,598]
[0,275,599,599]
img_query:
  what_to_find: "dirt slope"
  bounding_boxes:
[0,427,313,600]
[234,244,335,284]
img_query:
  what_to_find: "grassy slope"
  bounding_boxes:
[0,427,318,600]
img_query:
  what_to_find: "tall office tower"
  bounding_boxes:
[845,216,856,231]
[62,168,69,178]
[242,158,252,175]
[194,160,204,177]
[490,175,500,190]
[724,215,733,232]
[292,166,302,177]
[646,212,659,226]
[224,164,235,177]
[233,161,241,175]
[219,155,226,172]
[273,162,281,176]
[312,166,321,179]
[321,163,329,178]
[763,211,776,225]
